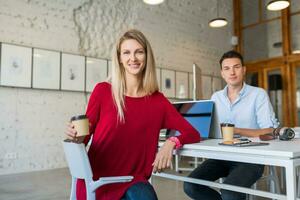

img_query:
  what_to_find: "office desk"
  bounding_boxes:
[154,138,300,200]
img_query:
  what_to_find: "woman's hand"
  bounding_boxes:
[64,122,85,143]
[152,140,176,173]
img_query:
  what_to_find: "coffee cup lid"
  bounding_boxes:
[70,115,87,121]
[221,123,235,127]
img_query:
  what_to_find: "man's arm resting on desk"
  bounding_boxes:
[234,127,274,137]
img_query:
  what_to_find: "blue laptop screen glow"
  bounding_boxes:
[167,101,214,138]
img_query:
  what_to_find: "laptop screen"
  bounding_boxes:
[166,100,215,139]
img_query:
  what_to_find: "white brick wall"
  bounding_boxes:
[0,0,233,175]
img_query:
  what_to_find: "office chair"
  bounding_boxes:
[62,141,133,200]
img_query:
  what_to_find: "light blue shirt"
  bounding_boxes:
[211,83,278,129]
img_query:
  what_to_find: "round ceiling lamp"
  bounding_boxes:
[209,18,228,28]
[209,0,228,28]
[267,0,290,11]
[293,50,300,54]
[143,0,164,5]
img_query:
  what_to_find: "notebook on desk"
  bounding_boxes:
[166,100,222,140]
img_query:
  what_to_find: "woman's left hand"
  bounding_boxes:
[152,140,176,173]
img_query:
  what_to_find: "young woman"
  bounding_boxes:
[65,29,201,200]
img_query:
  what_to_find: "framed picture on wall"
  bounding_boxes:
[161,69,175,98]
[0,43,32,88]
[61,53,85,91]
[32,48,60,90]
[86,57,108,92]
[175,71,189,99]
[156,68,161,90]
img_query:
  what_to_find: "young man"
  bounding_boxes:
[183,50,278,200]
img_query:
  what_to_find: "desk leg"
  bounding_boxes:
[285,162,296,200]
[175,154,179,172]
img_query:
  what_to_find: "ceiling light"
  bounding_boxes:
[209,18,228,28]
[293,50,300,54]
[209,0,228,28]
[267,0,290,11]
[143,0,164,5]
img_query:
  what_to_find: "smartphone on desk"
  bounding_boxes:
[235,138,251,144]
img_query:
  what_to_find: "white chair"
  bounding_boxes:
[63,141,133,200]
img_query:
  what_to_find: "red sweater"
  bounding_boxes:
[76,82,201,200]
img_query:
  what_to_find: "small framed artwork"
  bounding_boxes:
[176,71,189,99]
[61,53,85,91]
[86,57,108,92]
[156,68,161,90]
[161,69,175,98]
[0,43,32,87]
[32,48,60,89]
[189,73,194,99]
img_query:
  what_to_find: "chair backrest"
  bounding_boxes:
[63,141,93,181]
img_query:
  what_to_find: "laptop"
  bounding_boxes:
[166,100,222,139]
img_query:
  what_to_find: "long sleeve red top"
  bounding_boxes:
[76,82,201,200]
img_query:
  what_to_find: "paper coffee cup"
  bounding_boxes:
[70,115,89,139]
[221,123,234,142]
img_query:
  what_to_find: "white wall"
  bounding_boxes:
[0,0,233,175]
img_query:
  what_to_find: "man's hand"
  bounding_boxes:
[234,127,274,137]
[152,140,176,173]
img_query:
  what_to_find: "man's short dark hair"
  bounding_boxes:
[219,50,244,68]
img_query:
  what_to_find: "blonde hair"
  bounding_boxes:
[111,29,159,123]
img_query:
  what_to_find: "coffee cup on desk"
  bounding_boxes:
[221,123,235,143]
[70,115,89,141]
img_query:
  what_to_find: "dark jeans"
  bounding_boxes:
[121,182,158,200]
[183,159,265,200]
